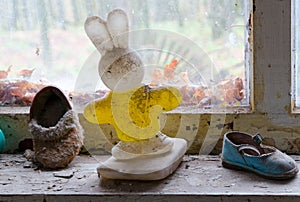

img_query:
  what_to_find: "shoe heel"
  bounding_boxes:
[222,160,243,171]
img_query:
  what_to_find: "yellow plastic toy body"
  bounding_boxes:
[84,85,182,142]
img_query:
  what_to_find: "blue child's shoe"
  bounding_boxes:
[0,129,5,152]
[221,132,298,179]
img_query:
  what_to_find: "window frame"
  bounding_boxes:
[2,0,300,155]
[292,0,300,111]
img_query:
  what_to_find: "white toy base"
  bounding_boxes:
[97,138,187,180]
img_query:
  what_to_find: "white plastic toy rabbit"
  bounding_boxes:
[83,9,187,180]
[84,9,144,92]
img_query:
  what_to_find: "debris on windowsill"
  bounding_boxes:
[23,161,32,168]
[53,170,75,179]
[23,149,34,161]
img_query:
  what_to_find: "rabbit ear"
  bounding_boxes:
[84,16,114,55]
[106,9,129,49]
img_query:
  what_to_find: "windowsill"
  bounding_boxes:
[167,105,252,114]
[291,107,300,114]
[1,154,300,201]
[0,105,252,115]
[0,107,30,114]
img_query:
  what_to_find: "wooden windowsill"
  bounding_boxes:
[1,154,300,201]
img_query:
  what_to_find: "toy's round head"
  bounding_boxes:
[85,9,144,92]
[99,48,144,92]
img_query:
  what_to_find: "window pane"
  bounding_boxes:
[0,0,249,109]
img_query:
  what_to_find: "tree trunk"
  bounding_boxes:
[37,0,52,69]
[10,0,18,31]
[140,0,150,28]
[173,0,183,27]
[57,0,66,30]
[71,0,80,25]
[85,0,93,17]
[47,0,56,23]
[22,0,30,30]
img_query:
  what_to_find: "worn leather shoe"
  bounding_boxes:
[221,131,298,179]
[29,86,84,169]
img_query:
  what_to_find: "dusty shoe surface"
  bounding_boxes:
[29,86,84,169]
[221,131,298,179]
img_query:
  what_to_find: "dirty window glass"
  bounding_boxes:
[0,0,250,110]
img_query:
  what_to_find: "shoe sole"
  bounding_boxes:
[221,158,298,180]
